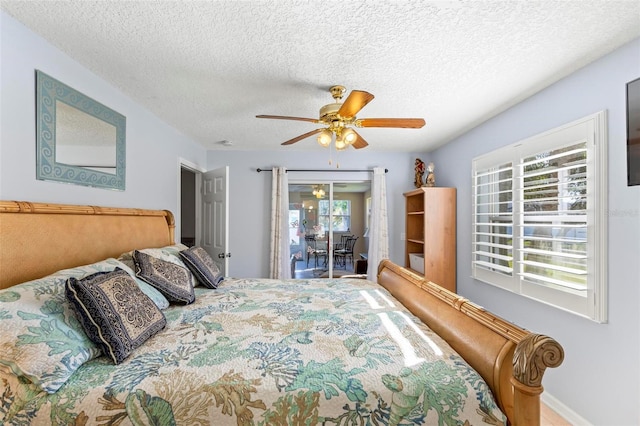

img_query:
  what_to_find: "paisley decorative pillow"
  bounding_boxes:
[119,244,198,288]
[179,246,223,289]
[133,250,196,304]
[110,259,169,310]
[66,268,166,364]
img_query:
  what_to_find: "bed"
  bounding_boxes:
[0,200,563,425]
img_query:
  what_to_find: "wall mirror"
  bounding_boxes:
[36,70,126,190]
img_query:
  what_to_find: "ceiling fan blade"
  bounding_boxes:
[338,90,374,118]
[281,128,323,146]
[356,118,425,128]
[351,130,369,149]
[256,115,320,123]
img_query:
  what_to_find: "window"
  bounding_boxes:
[472,111,608,322]
[319,200,351,232]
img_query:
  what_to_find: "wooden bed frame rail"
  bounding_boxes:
[377,260,564,425]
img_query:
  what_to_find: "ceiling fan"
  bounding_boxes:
[256,85,425,150]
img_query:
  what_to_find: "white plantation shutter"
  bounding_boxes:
[472,160,514,288]
[519,143,588,294]
[472,111,607,322]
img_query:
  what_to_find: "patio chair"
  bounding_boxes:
[334,236,358,269]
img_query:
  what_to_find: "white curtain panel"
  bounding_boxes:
[269,167,291,279]
[367,167,389,281]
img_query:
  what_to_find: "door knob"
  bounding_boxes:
[217,253,225,259]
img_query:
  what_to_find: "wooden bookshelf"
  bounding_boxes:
[404,187,457,292]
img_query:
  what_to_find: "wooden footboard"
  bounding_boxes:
[377,259,563,426]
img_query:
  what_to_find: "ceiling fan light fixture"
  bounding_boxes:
[342,128,357,145]
[312,185,326,199]
[317,129,332,147]
[257,85,423,155]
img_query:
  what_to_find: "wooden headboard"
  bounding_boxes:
[0,201,175,289]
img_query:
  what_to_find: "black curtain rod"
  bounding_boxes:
[256,168,388,173]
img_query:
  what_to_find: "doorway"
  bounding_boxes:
[179,163,229,276]
[288,180,370,278]
[180,167,197,248]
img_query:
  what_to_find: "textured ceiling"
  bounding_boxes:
[2,1,639,152]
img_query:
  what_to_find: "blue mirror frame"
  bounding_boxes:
[36,70,126,190]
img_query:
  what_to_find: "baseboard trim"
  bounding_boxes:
[542,392,592,426]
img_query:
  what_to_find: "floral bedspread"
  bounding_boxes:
[1,277,506,425]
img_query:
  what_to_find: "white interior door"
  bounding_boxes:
[201,166,229,276]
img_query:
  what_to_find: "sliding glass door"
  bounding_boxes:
[289,180,370,278]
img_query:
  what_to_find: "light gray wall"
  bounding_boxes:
[207,150,416,278]
[427,38,640,425]
[0,12,207,242]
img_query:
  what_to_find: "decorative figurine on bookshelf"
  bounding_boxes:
[414,158,425,188]
[425,162,436,187]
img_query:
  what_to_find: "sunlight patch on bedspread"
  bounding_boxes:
[359,289,396,309]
